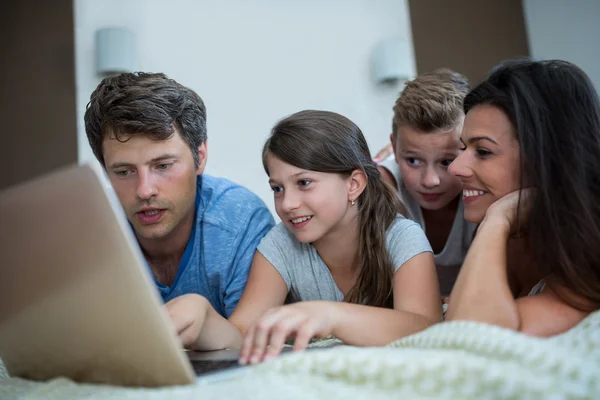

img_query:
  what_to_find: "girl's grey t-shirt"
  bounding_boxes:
[256,215,432,302]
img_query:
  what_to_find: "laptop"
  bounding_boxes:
[0,164,273,387]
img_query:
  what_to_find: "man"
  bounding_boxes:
[84,72,274,317]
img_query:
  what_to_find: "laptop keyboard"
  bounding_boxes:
[191,359,241,376]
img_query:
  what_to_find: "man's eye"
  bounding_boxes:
[157,163,171,170]
[115,170,129,177]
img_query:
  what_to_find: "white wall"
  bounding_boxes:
[523,0,600,90]
[74,0,415,215]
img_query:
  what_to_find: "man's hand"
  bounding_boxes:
[165,294,210,348]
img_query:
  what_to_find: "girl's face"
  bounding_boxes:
[265,154,360,244]
[448,104,521,223]
[393,125,464,211]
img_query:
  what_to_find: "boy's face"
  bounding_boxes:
[392,124,463,211]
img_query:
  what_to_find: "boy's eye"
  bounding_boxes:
[298,179,312,187]
[270,186,283,193]
[441,159,454,167]
[406,158,422,166]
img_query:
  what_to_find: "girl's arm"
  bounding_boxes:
[328,251,442,344]
[165,251,288,351]
[239,251,441,364]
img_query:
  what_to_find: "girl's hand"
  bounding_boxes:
[484,188,535,235]
[239,301,337,365]
[164,293,209,348]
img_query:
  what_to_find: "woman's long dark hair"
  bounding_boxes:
[262,110,405,307]
[465,59,600,308]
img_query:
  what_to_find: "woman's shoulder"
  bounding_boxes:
[517,282,597,336]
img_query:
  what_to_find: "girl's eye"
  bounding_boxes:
[270,186,283,193]
[298,179,311,187]
[459,145,467,151]
[406,158,422,166]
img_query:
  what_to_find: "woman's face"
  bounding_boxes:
[448,104,522,223]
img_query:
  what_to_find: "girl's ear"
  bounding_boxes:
[348,169,368,203]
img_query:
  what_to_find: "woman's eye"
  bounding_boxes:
[476,149,492,157]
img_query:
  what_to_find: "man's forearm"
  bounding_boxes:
[190,298,244,351]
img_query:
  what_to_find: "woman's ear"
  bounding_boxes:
[348,169,368,203]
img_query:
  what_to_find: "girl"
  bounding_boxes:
[446,59,600,335]
[166,110,441,364]
[377,69,477,296]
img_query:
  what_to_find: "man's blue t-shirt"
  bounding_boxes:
[154,174,274,317]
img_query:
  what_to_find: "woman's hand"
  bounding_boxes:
[484,188,535,235]
[164,293,210,348]
[239,301,337,365]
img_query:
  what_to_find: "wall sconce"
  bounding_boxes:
[95,27,136,76]
[371,37,415,85]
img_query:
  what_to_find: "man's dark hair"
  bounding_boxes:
[84,72,207,168]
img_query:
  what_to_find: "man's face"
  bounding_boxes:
[102,129,205,242]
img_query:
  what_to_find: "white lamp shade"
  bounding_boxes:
[95,27,136,75]
[371,37,415,84]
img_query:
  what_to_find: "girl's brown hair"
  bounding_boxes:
[262,110,405,307]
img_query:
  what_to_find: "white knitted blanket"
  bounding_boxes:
[1,311,599,399]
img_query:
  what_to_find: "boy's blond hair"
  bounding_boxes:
[392,69,469,136]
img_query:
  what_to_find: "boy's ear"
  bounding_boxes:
[348,169,367,203]
[389,133,400,165]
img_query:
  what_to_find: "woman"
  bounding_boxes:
[446,59,600,335]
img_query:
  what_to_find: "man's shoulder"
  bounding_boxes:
[199,174,273,231]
